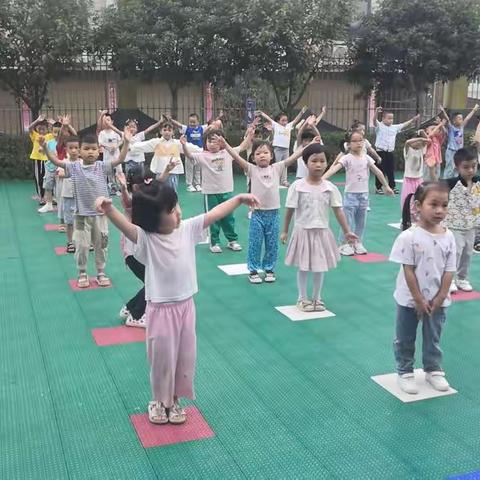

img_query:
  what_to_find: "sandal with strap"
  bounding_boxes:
[168,402,187,424]
[77,273,90,288]
[95,273,111,287]
[313,300,326,312]
[66,242,76,253]
[148,401,168,424]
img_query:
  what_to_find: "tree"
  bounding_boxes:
[229,0,356,116]
[0,0,93,119]
[96,0,242,117]
[347,0,480,109]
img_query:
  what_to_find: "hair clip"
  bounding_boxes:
[144,178,153,185]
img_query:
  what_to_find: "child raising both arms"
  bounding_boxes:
[43,131,131,288]
[217,134,320,284]
[322,130,393,256]
[391,182,456,394]
[95,185,259,425]
[281,143,358,313]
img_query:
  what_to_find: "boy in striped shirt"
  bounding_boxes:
[42,131,130,288]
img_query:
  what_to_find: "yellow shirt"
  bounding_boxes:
[29,131,54,161]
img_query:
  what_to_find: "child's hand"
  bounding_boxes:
[280,232,288,244]
[376,106,383,113]
[474,104,480,112]
[179,134,187,145]
[308,136,321,145]
[301,105,307,113]
[429,295,445,314]
[345,231,358,244]
[99,109,108,115]
[237,193,260,209]
[383,186,395,196]
[414,114,421,121]
[212,134,226,149]
[245,125,255,141]
[123,127,133,143]
[116,171,127,188]
[165,157,179,172]
[95,196,113,213]
[37,114,45,122]
[321,105,327,115]
[38,136,46,146]
[414,296,432,317]
[61,114,71,126]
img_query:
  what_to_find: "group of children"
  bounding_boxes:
[28,104,479,422]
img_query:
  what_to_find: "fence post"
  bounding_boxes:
[117,78,138,110]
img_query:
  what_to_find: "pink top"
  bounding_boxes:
[425,131,445,167]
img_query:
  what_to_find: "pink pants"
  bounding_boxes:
[401,177,423,217]
[146,297,196,407]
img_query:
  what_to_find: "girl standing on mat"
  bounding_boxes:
[95,185,259,425]
[391,182,455,395]
[116,162,176,328]
[217,134,321,284]
[321,130,393,257]
[280,143,357,313]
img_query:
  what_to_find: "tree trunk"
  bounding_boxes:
[169,83,179,119]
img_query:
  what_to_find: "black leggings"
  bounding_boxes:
[125,256,146,320]
[34,160,46,199]
[375,151,397,190]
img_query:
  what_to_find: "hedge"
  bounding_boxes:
[0,129,439,180]
[0,135,33,180]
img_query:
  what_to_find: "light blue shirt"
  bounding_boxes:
[446,124,463,151]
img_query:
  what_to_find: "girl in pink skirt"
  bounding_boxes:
[95,183,259,425]
[400,132,431,218]
[280,143,357,313]
[424,117,447,181]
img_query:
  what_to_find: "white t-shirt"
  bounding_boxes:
[134,214,206,303]
[389,225,456,308]
[272,121,294,149]
[124,131,146,163]
[247,161,285,210]
[339,153,375,193]
[130,137,201,175]
[98,129,122,163]
[403,146,425,179]
[375,122,405,152]
[191,147,240,194]
[286,178,342,229]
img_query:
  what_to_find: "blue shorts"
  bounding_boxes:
[62,197,76,225]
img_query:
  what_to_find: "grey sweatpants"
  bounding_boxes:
[73,215,109,273]
[451,228,475,280]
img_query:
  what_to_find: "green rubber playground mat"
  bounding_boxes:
[1,176,479,480]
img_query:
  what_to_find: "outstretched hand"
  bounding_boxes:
[123,127,133,143]
[212,134,226,149]
[116,171,127,188]
[95,196,113,214]
[345,232,359,244]
[237,193,260,209]
[280,232,288,244]
[165,157,179,172]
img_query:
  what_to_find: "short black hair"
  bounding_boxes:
[452,112,463,118]
[36,120,48,128]
[189,113,199,119]
[79,134,98,146]
[302,143,328,164]
[65,135,79,145]
[52,121,62,128]
[131,181,178,233]
[276,112,288,121]
[160,120,174,130]
[454,147,477,167]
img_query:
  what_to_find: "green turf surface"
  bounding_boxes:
[1,175,479,480]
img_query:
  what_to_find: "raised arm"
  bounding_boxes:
[39,137,67,168]
[204,194,259,229]
[284,137,321,168]
[315,106,327,125]
[290,106,307,127]
[96,197,138,243]
[28,114,45,132]
[143,118,165,136]
[256,110,275,125]
[216,135,250,171]
[374,107,382,127]
[439,106,451,124]
[463,104,479,128]
[111,129,131,168]
[401,114,421,130]
[366,145,382,163]
[96,110,107,136]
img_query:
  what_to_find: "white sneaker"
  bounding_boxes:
[354,242,368,255]
[247,211,252,219]
[457,279,473,292]
[227,241,242,251]
[195,185,202,192]
[339,244,355,256]
[38,203,53,213]
[449,279,458,293]
[425,371,450,391]
[148,401,168,424]
[248,272,262,284]
[264,271,276,283]
[125,313,147,328]
[397,373,418,394]
[367,206,371,212]
[186,185,196,192]
[119,305,130,320]
[210,244,222,253]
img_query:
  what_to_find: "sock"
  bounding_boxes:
[312,272,324,301]
[297,270,308,301]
